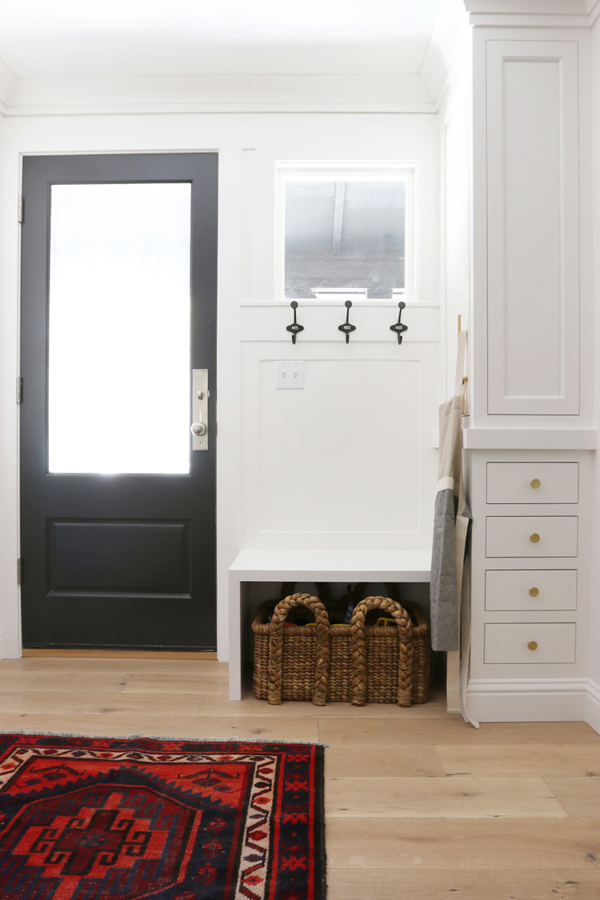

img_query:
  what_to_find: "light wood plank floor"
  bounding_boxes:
[0,657,599,899]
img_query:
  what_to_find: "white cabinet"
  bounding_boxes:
[467,450,591,722]
[460,12,594,725]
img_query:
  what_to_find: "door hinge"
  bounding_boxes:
[16,377,23,404]
[18,196,24,225]
[17,559,22,585]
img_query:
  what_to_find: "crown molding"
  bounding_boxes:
[464,0,600,27]
[420,0,471,110]
[464,0,590,14]
[0,72,438,116]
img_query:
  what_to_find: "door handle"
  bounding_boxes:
[192,370,209,451]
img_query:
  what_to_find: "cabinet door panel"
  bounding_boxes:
[486,462,578,504]
[485,569,577,611]
[486,516,578,558]
[484,623,576,664]
[486,41,579,415]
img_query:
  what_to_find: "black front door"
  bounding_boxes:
[20,153,218,651]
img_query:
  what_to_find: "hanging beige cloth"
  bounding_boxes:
[429,331,478,726]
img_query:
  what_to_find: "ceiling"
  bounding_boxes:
[0,0,445,79]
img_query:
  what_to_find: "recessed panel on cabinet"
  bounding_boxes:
[486,462,578,504]
[486,516,578,558]
[484,622,576,664]
[485,569,577,611]
[486,41,580,415]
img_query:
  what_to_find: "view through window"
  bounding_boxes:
[284,179,407,300]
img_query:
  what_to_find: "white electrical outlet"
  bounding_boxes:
[276,360,305,389]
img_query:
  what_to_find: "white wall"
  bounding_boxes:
[0,109,14,663]
[590,14,600,697]
[438,33,472,402]
[0,109,440,660]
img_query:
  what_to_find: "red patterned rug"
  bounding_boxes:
[0,733,326,900]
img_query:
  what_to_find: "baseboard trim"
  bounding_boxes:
[466,678,590,723]
[585,678,600,734]
[21,649,218,660]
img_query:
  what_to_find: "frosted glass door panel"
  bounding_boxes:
[48,183,191,474]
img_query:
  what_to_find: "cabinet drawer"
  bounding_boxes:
[486,462,578,504]
[485,569,577,611]
[484,623,576,664]
[486,517,578,557]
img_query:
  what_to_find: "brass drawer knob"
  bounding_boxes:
[530,533,540,543]
[529,587,540,597]
[530,478,541,489]
[528,641,538,652]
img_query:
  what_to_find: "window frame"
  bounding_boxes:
[275,161,418,304]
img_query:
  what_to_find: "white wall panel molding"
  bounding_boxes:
[486,40,580,416]
[240,343,438,554]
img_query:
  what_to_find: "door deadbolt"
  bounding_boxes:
[191,370,209,451]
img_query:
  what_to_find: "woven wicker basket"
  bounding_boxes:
[252,591,430,707]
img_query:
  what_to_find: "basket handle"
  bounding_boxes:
[350,596,413,708]
[267,593,330,707]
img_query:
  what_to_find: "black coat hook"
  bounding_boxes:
[338,300,356,344]
[390,301,408,344]
[286,301,304,344]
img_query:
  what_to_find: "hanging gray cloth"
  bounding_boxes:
[430,331,471,652]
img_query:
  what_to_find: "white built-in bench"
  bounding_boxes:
[228,549,431,700]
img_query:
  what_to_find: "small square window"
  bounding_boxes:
[278,165,415,302]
